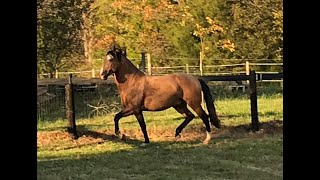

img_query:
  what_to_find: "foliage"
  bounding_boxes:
[215,0,283,60]
[37,0,94,77]
[37,0,283,73]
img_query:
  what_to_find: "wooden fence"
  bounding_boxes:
[39,61,283,82]
[38,51,282,80]
[197,71,283,132]
[49,70,283,138]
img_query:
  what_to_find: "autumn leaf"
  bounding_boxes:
[222,39,236,52]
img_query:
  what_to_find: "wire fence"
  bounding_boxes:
[37,80,283,122]
[37,83,121,122]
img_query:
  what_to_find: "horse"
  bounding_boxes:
[100,45,221,146]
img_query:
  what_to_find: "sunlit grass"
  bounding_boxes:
[37,94,283,180]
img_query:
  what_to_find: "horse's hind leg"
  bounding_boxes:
[173,102,195,141]
[188,104,212,144]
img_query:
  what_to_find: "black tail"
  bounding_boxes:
[198,79,221,129]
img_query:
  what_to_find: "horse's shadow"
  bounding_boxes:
[73,125,147,147]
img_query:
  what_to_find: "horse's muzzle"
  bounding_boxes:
[100,70,113,80]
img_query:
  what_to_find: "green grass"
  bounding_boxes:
[37,94,283,180]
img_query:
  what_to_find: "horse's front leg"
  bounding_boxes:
[134,111,150,146]
[114,109,135,137]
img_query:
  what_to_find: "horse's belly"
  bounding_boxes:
[143,93,180,111]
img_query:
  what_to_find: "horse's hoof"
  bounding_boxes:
[115,133,120,139]
[203,131,212,145]
[140,143,149,147]
[203,139,210,145]
[115,132,125,140]
[115,131,121,136]
[120,134,126,140]
[175,134,181,141]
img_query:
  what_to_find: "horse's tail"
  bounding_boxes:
[198,79,221,129]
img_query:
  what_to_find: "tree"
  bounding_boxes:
[37,0,283,75]
[37,0,93,78]
[215,0,283,60]
[90,0,184,66]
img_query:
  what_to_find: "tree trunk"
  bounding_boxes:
[199,37,204,76]
[82,13,92,63]
[48,72,54,79]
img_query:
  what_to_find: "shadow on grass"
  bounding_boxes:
[218,111,280,118]
[38,120,283,180]
[76,125,144,146]
[171,111,281,122]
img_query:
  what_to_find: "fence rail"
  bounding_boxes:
[38,52,282,79]
[38,61,283,81]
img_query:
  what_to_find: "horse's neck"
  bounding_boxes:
[114,57,145,88]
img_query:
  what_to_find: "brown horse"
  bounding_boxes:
[100,46,221,146]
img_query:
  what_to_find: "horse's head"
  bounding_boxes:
[100,44,123,80]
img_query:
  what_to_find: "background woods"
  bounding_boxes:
[37,0,283,77]
[37,1,283,179]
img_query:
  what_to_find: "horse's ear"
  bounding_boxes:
[116,49,123,62]
[108,42,118,52]
[113,44,116,52]
[121,47,127,57]
[108,42,122,61]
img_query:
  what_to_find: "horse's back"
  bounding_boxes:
[171,73,201,86]
[144,73,202,106]
[146,73,200,89]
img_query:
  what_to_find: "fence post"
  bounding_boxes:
[249,71,259,132]
[65,74,78,139]
[186,64,189,74]
[140,51,146,73]
[246,61,250,84]
[199,52,203,76]
[147,53,152,75]
[55,70,59,79]
[92,69,95,78]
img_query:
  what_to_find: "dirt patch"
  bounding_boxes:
[37,120,282,149]
[37,131,107,151]
[212,120,283,139]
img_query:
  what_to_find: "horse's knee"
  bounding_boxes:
[187,112,195,119]
[114,112,122,122]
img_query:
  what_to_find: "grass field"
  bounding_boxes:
[37,93,283,180]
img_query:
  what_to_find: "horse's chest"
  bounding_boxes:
[119,89,142,107]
